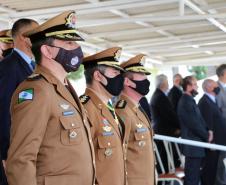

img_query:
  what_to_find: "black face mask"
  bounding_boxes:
[2,48,13,57]
[131,79,150,95]
[54,46,83,73]
[101,73,124,96]
[213,87,220,95]
[190,89,198,97]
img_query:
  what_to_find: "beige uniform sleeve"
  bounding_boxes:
[6,81,51,185]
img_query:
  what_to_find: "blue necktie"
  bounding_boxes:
[30,60,36,71]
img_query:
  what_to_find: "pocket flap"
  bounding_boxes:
[60,116,80,130]
[97,135,116,148]
[134,131,149,141]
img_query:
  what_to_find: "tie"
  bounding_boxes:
[30,60,36,71]
[107,100,123,137]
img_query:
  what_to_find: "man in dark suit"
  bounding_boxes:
[0,18,38,185]
[177,75,211,185]
[150,74,180,173]
[0,29,13,185]
[168,73,183,111]
[215,64,226,185]
[150,74,180,137]
[198,79,226,185]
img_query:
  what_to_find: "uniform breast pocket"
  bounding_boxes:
[134,130,150,150]
[97,135,117,161]
[60,116,83,146]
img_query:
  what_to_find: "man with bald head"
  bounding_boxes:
[198,79,226,185]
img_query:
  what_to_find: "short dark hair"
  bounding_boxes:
[11,18,38,38]
[182,75,195,91]
[84,65,106,85]
[31,37,54,64]
[216,64,226,77]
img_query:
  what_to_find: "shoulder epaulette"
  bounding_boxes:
[116,99,127,109]
[27,73,42,81]
[79,94,90,104]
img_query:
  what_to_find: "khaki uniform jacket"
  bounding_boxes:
[80,88,126,185]
[6,66,95,185]
[116,94,155,185]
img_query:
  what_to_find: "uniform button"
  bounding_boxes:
[126,171,128,175]
[71,123,75,127]
[108,142,111,146]
[141,135,144,139]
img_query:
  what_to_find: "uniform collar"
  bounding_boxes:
[35,65,81,111]
[85,88,107,109]
[85,87,122,137]
[121,93,138,111]
[120,93,151,129]
[35,65,59,85]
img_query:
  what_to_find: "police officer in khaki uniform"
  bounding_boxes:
[6,11,95,185]
[0,29,13,60]
[80,47,127,185]
[115,54,156,185]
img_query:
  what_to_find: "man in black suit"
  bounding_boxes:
[177,76,212,185]
[150,74,180,173]
[198,79,226,185]
[215,64,226,185]
[168,73,183,111]
[0,19,38,185]
[150,74,180,137]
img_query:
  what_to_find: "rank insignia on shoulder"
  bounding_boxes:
[116,100,127,109]
[27,73,42,81]
[79,95,90,104]
[18,88,34,104]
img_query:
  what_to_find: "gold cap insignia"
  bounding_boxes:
[114,49,121,61]
[140,56,146,64]
[65,12,77,28]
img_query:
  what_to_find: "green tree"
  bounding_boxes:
[188,66,207,80]
[67,64,84,80]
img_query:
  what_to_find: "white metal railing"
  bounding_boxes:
[154,134,226,151]
[153,134,226,185]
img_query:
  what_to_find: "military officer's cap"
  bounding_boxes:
[0,29,13,43]
[83,47,124,71]
[120,54,151,75]
[24,10,84,43]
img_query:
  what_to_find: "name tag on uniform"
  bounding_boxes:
[102,131,114,136]
[136,127,148,133]
[63,110,75,116]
